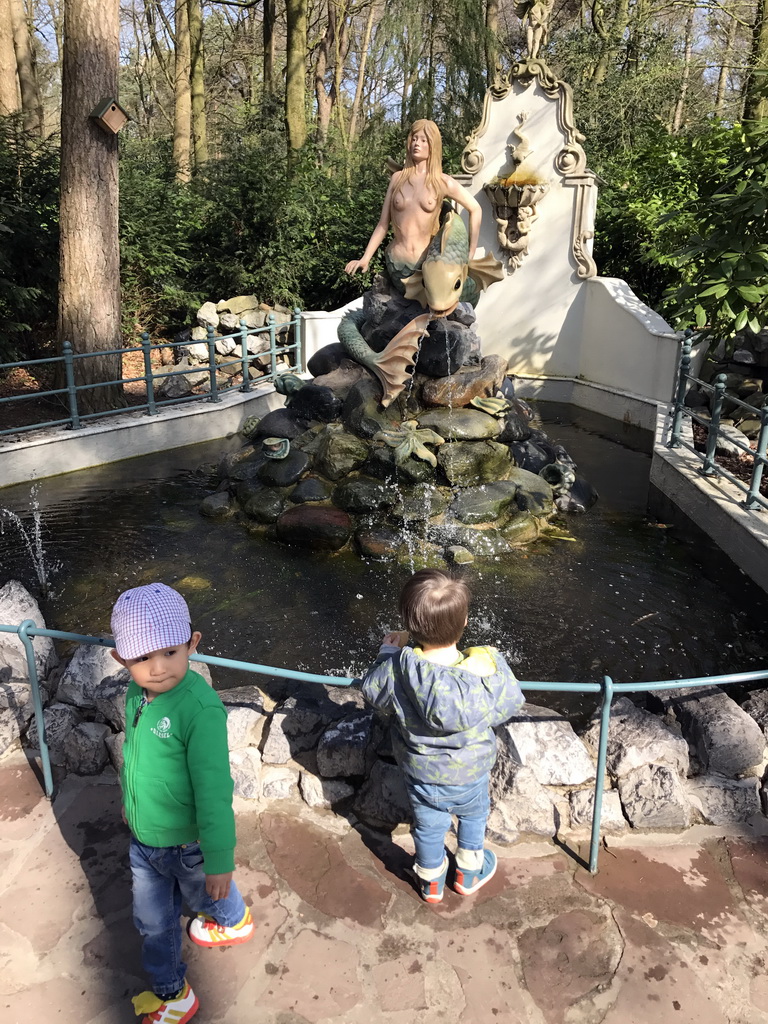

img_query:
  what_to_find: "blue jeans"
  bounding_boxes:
[405,774,490,869]
[130,838,246,997]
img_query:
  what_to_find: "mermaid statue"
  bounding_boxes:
[341,120,503,407]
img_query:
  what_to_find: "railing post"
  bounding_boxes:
[293,306,303,372]
[588,674,614,874]
[268,313,277,380]
[206,324,220,403]
[62,340,81,430]
[18,619,54,799]
[701,373,727,476]
[669,333,692,448]
[141,332,157,416]
[239,318,251,393]
[745,399,768,510]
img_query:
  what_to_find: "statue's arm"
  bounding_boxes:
[442,175,482,259]
[344,174,397,275]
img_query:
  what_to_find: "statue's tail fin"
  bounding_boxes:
[370,313,432,408]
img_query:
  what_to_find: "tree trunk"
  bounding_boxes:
[590,0,630,94]
[188,0,208,168]
[715,11,737,116]
[285,0,308,165]
[744,0,768,120]
[263,0,276,98]
[672,3,695,132]
[9,0,43,134]
[485,0,499,86]
[58,0,123,414]
[174,0,192,182]
[348,2,375,143]
[314,3,333,152]
[0,0,20,116]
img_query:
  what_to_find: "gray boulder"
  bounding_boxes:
[105,731,124,772]
[580,697,689,779]
[489,762,558,837]
[219,685,265,714]
[229,747,262,800]
[316,711,376,777]
[617,764,692,829]
[569,789,628,833]
[664,687,766,777]
[64,722,111,775]
[226,706,263,750]
[0,580,57,682]
[0,705,30,756]
[261,765,299,801]
[742,689,768,738]
[262,695,343,764]
[496,704,596,786]
[26,702,82,765]
[354,759,412,828]
[685,775,760,825]
[56,643,120,712]
[299,773,355,809]
[92,671,131,731]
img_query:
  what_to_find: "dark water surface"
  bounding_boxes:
[2,405,767,714]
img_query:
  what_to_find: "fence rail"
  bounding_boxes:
[3,620,767,875]
[0,310,303,439]
[669,332,768,511]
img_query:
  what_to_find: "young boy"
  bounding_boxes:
[110,582,253,1024]
[361,569,524,903]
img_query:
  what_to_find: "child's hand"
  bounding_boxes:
[382,630,409,648]
[205,871,233,901]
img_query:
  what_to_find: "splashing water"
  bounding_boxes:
[0,488,58,598]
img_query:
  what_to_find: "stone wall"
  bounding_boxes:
[3,581,767,840]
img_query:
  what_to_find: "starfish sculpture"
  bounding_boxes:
[374,419,445,468]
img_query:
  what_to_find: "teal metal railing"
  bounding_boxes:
[0,310,304,439]
[669,332,768,511]
[3,619,767,874]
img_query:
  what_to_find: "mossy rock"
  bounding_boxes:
[437,440,513,486]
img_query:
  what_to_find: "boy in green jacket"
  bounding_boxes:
[111,582,253,1024]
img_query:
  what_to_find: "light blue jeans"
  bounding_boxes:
[130,837,246,998]
[405,774,490,869]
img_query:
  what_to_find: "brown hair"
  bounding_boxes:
[399,569,470,647]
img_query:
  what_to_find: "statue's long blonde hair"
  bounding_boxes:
[393,120,444,218]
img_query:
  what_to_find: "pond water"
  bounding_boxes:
[2,403,767,716]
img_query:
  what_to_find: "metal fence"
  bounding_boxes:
[669,332,768,510]
[0,310,304,439]
[3,619,767,875]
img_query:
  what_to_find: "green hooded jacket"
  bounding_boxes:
[121,667,236,875]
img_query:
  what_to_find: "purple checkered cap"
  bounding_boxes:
[111,583,192,660]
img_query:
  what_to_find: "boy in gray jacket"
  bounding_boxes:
[361,569,524,903]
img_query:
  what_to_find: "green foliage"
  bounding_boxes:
[0,116,59,363]
[119,138,213,334]
[665,122,768,345]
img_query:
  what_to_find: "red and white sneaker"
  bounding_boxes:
[188,906,254,947]
[131,981,199,1023]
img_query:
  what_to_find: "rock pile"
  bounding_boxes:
[156,295,298,401]
[686,328,768,449]
[201,350,598,564]
[3,583,767,840]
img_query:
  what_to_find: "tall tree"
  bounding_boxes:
[188,0,208,167]
[263,0,276,98]
[10,0,43,134]
[58,0,123,413]
[285,0,308,163]
[0,0,20,116]
[174,0,193,181]
[744,0,768,119]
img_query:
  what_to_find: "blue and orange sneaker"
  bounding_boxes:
[453,849,497,896]
[413,856,449,904]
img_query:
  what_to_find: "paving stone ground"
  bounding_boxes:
[2,749,768,1024]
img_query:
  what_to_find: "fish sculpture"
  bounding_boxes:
[338,210,503,408]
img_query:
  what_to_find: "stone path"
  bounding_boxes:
[2,749,768,1024]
